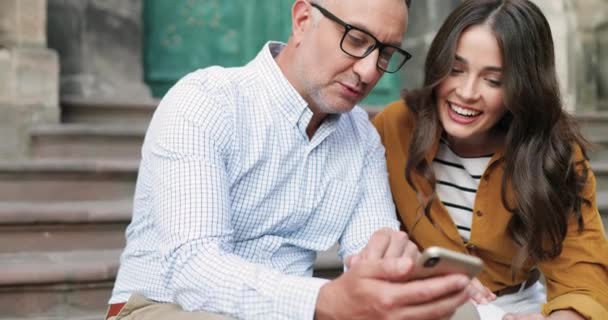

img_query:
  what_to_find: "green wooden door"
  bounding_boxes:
[144,0,401,107]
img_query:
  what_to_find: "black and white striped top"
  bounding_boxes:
[432,140,492,241]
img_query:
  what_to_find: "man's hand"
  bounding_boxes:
[315,257,471,319]
[503,314,546,320]
[349,228,495,306]
[315,229,472,319]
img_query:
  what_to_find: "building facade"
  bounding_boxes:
[0,0,606,159]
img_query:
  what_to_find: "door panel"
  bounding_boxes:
[144,0,401,106]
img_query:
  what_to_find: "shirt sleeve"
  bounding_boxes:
[148,75,328,319]
[539,157,608,319]
[338,112,400,258]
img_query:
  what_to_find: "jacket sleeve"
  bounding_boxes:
[539,155,608,319]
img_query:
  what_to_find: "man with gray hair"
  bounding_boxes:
[106,0,473,319]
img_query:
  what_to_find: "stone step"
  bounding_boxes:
[587,134,608,161]
[61,98,157,126]
[576,112,608,138]
[0,247,340,318]
[27,126,608,163]
[0,249,119,317]
[0,200,131,253]
[29,124,146,160]
[592,161,608,192]
[0,160,138,202]
[0,198,337,264]
[0,309,104,320]
[51,106,608,161]
[56,103,608,161]
[60,102,608,132]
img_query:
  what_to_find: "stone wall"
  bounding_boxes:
[39,0,608,110]
[0,0,59,159]
[47,0,152,102]
[0,0,606,159]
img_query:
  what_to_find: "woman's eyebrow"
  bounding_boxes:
[455,54,502,72]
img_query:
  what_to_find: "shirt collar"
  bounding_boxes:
[253,42,310,128]
[426,130,506,168]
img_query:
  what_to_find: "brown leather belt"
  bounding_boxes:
[105,302,126,319]
[493,269,540,297]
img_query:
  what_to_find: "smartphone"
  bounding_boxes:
[411,246,483,279]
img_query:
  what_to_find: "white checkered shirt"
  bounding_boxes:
[110,42,399,319]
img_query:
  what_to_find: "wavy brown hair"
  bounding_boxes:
[404,0,590,264]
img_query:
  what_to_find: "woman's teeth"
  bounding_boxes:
[450,103,481,117]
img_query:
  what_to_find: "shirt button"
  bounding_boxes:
[466,243,477,251]
[483,174,490,181]
[476,210,483,217]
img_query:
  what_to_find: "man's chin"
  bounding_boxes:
[310,93,360,114]
[323,104,357,114]
[326,98,361,114]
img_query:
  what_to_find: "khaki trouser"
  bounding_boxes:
[106,294,235,320]
[108,293,479,320]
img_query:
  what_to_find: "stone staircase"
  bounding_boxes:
[0,100,150,319]
[577,112,608,230]
[0,101,607,319]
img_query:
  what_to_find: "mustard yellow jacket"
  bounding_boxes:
[373,100,608,319]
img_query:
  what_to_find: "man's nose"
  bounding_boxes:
[352,49,383,85]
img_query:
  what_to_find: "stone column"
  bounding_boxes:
[0,0,59,159]
[47,0,153,102]
[400,0,461,90]
[529,1,578,112]
[599,23,608,110]
[570,0,608,111]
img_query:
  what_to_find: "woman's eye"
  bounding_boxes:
[486,79,502,87]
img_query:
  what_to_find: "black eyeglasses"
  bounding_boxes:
[310,2,411,73]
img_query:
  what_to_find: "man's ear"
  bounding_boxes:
[290,0,313,44]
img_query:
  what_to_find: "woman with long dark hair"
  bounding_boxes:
[373,0,608,318]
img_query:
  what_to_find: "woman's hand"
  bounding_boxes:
[503,309,585,320]
[467,277,496,304]
[503,314,545,320]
